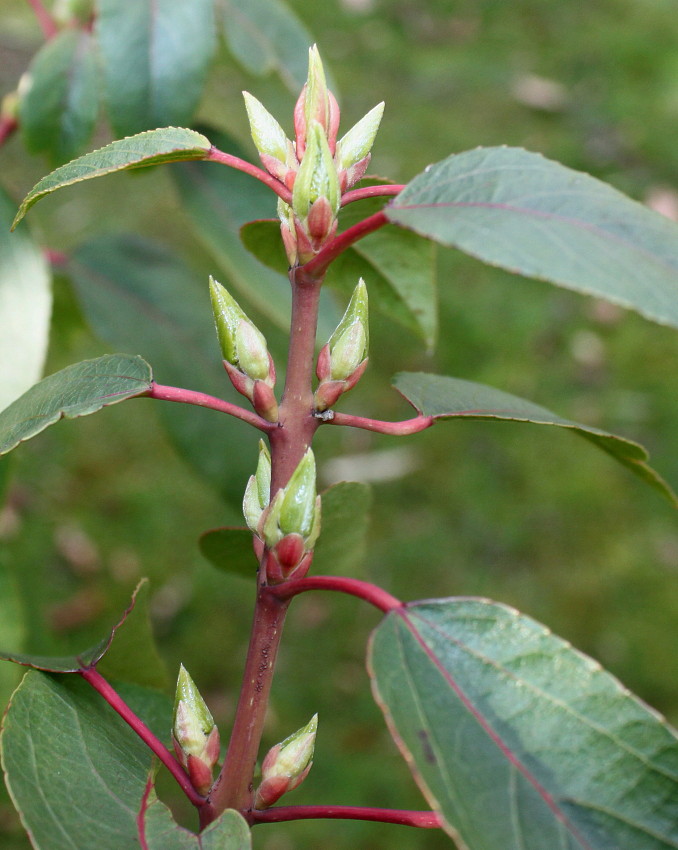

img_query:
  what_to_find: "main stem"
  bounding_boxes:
[202,265,324,826]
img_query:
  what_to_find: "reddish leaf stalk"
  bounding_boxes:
[341,184,405,206]
[79,667,206,808]
[268,575,402,613]
[148,383,275,432]
[206,146,292,205]
[324,410,435,436]
[301,211,389,278]
[26,0,58,39]
[252,805,441,829]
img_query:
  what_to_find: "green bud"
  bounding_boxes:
[328,279,369,381]
[305,46,330,132]
[243,91,290,164]
[243,441,271,533]
[255,714,318,808]
[209,277,270,382]
[292,121,340,222]
[280,449,317,538]
[52,0,94,25]
[172,665,217,761]
[336,102,385,171]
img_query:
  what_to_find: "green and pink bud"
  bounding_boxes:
[209,277,278,421]
[172,665,220,796]
[336,101,385,191]
[243,440,271,535]
[315,279,369,411]
[255,714,318,809]
[294,45,340,158]
[243,91,297,188]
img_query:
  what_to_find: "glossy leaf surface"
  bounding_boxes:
[219,0,315,92]
[96,0,216,136]
[67,235,253,502]
[0,186,51,412]
[1,672,170,850]
[0,354,152,457]
[369,597,678,850]
[139,783,251,849]
[394,371,676,504]
[387,146,678,329]
[18,28,99,164]
[13,127,211,226]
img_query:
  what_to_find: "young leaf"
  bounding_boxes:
[1,672,171,850]
[138,780,251,849]
[0,580,167,689]
[0,186,51,412]
[13,127,212,227]
[95,0,216,136]
[219,0,315,93]
[18,28,99,165]
[387,146,678,329]
[0,354,152,457]
[368,598,678,850]
[394,371,677,505]
[200,481,372,578]
[66,235,255,504]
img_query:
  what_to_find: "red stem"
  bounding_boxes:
[302,211,389,278]
[148,383,274,432]
[25,0,58,38]
[79,668,206,808]
[206,147,292,205]
[267,575,402,613]
[252,805,441,829]
[324,410,434,436]
[341,184,404,206]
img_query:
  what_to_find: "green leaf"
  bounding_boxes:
[368,598,678,850]
[0,186,51,412]
[219,0,314,93]
[95,0,216,137]
[13,127,212,227]
[1,672,171,850]
[66,235,253,502]
[394,371,677,505]
[18,28,99,165]
[0,353,152,457]
[0,563,24,711]
[387,146,678,329]
[0,580,167,689]
[139,782,251,849]
[200,481,372,577]
[172,127,339,339]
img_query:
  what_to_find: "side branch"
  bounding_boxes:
[79,668,206,808]
[148,383,275,432]
[267,576,402,613]
[341,184,405,206]
[324,410,434,436]
[252,805,441,829]
[301,210,389,278]
[206,147,292,205]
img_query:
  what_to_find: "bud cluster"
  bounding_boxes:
[244,45,384,265]
[243,445,321,582]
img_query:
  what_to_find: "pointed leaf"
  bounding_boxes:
[0,186,51,412]
[219,0,315,93]
[66,235,252,503]
[172,126,339,339]
[394,371,676,504]
[0,580,167,689]
[369,598,678,850]
[200,481,372,577]
[139,780,251,849]
[95,0,216,137]
[13,127,212,227]
[18,27,99,164]
[387,146,678,329]
[0,353,152,457]
[1,672,171,850]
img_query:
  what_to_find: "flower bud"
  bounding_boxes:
[255,714,318,809]
[172,665,220,795]
[243,440,271,534]
[294,46,340,158]
[243,91,295,183]
[292,122,340,222]
[336,102,384,182]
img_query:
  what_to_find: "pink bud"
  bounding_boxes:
[252,381,279,423]
[316,343,332,382]
[187,754,214,796]
[275,533,306,572]
[306,196,335,245]
[223,359,254,400]
[343,154,372,190]
[327,91,341,155]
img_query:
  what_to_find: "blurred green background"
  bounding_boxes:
[1,1,678,848]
